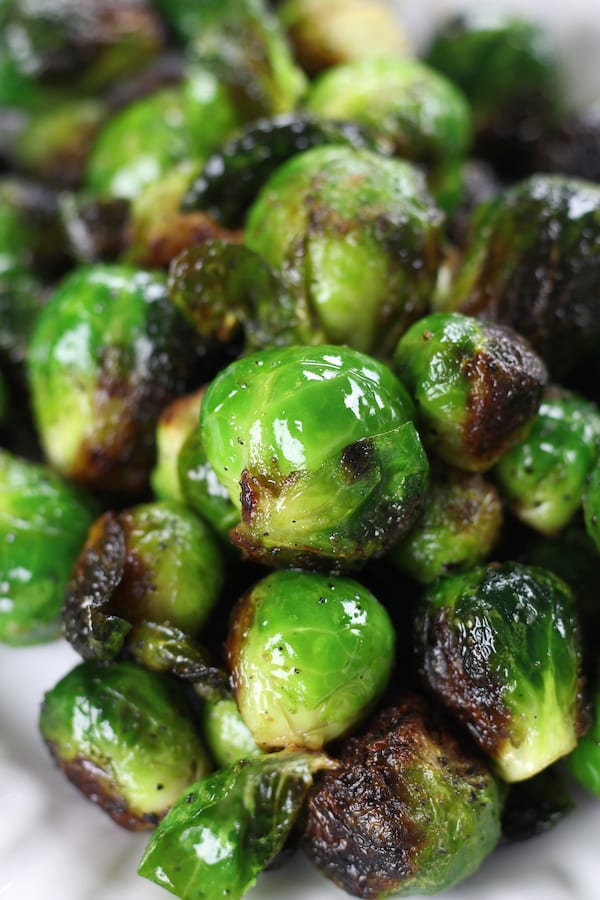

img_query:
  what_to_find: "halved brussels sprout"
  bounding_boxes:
[245,145,444,357]
[444,175,600,377]
[39,659,211,829]
[27,263,193,493]
[226,569,395,750]
[494,386,600,536]
[415,561,586,782]
[199,343,429,568]
[0,449,98,645]
[393,311,547,472]
[302,694,503,898]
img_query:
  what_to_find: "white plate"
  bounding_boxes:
[2,1,600,899]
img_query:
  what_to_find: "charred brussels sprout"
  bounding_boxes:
[494,386,600,536]
[583,464,600,554]
[302,694,503,898]
[199,343,429,569]
[201,695,262,768]
[388,463,503,584]
[63,501,224,659]
[39,659,211,830]
[85,68,241,200]
[27,263,193,494]
[0,449,97,645]
[278,0,410,76]
[304,56,471,211]
[139,750,333,900]
[150,387,205,503]
[567,676,600,795]
[393,312,547,472]
[444,175,600,377]
[415,561,586,782]
[425,11,563,177]
[245,145,443,357]
[226,569,395,750]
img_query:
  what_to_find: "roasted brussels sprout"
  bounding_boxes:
[583,464,600,554]
[199,343,429,568]
[304,56,471,211]
[226,569,395,750]
[245,145,444,357]
[415,561,586,782]
[393,311,547,472]
[62,500,224,658]
[201,694,262,768]
[85,68,241,200]
[494,386,600,536]
[567,675,600,795]
[444,175,600,377]
[39,659,211,830]
[150,387,205,503]
[302,694,503,898]
[0,449,98,645]
[425,10,564,176]
[388,463,503,583]
[278,0,410,75]
[27,263,194,493]
[139,750,333,900]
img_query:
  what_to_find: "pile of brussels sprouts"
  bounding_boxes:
[2,0,600,897]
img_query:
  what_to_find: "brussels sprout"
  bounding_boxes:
[393,311,547,472]
[63,500,224,658]
[278,0,410,76]
[0,449,98,645]
[2,0,165,93]
[415,561,586,782]
[302,694,503,898]
[226,569,395,750]
[167,242,298,356]
[202,695,262,768]
[388,463,503,583]
[171,0,307,118]
[199,344,429,568]
[494,386,600,537]
[39,659,211,830]
[303,56,471,210]
[567,675,600,795]
[182,113,379,229]
[139,750,333,900]
[444,175,600,377]
[583,464,600,554]
[245,145,443,357]
[27,263,193,493]
[85,68,241,200]
[425,10,564,176]
[150,388,205,503]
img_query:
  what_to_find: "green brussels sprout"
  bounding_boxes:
[494,386,600,537]
[201,695,262,768]
[425,11,564,177]
[85,68,241,200]
[39,659,212,830]
[415,561,586,782]
[303,55,471,211]
[139,750,333,900]
[245,145,444,357]
[63,500,224,658]
[27,263,193,493]
[226,569,395,750]
[200,343,429,569]
[583,464,600,554]
[388,463,503,583]
[302,694,503,898]
[278,0,410,76]
[567,675,600,795]
[443,175,600,377]
[0,449,98,645]
[177,427,240,548]
[393,311,547,472]
[150,387,205,503]
[162,0,308,118]
[2,0,165,93]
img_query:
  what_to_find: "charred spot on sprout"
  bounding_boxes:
[340,437,375,483]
